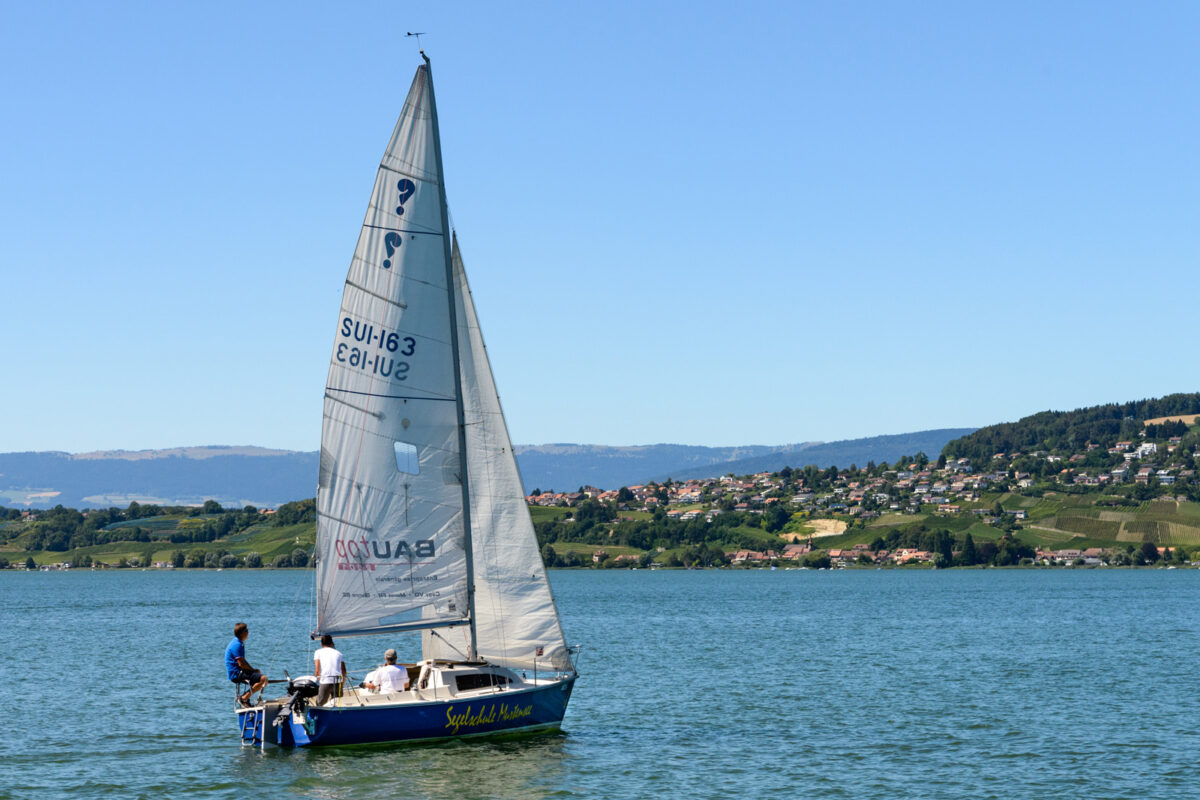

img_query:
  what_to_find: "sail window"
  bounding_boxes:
[394,441,420,475]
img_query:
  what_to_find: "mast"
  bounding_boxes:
[422,51,479,662]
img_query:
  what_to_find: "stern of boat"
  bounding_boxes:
[236,699,298,747]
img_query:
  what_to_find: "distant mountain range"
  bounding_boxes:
[646,429,978,484]
[0,447,319,510]
[512,443,815,493]
[0,428,976,509]
[514,430,974,490]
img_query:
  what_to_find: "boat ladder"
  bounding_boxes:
[239,708,266,747]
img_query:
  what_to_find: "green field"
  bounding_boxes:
[782,495,1200,555]
[2,515,316,567]
[1025,498,1200,546]
[547,542,644,557]
[865,513,918,528]
[528,506,573,523]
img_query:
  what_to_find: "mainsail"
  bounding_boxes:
[422,238,571,670]
[315,60,570,668]
[315,64,468,636]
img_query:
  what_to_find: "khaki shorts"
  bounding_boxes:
[316,682,341,705]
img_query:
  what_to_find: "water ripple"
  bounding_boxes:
[3,569,1200,798]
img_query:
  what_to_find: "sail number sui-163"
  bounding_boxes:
[336,317,416,380]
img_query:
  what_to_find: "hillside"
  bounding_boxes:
[6,390,1200,570]
[521,392,1200,569]
[511,443,816,492]
[654,429,976,484]
[0,432,978,509]
[10,389,1196,512]
[941,393,1200,463]
[0,499,316,570]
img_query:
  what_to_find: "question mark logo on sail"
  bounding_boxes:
[396,179,416,215]
[382,232,403,269]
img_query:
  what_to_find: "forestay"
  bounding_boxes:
[316,65,469,636]
[422,238,571,671]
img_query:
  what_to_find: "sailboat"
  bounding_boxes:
[236,54,577,747]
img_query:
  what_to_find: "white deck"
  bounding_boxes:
[289,659,569,711]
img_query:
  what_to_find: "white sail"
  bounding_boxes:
[422,238,571,670]
[316,64,469,636]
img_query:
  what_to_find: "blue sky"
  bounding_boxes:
[1,1,1196,453]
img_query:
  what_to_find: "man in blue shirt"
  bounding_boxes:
[225,622,268,707]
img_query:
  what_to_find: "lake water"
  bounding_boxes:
[3,568,1198,799]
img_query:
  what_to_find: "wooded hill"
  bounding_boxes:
[941,393,1200,463]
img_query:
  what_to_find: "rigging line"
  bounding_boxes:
[270,565,313,668]
[325,387,456,402]
[430,628,468,662]
[344,279,408,309]
[323,391,384,419]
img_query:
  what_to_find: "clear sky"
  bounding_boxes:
[2,1,1196,453]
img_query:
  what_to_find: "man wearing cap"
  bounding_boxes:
[363,648,410,693]
[225,621,268,707]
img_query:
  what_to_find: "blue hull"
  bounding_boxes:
[238,677,575,747]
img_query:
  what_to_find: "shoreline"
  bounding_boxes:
[5,563,1195,574]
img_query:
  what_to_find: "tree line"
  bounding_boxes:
[2,546,314,570]
[942,392,1200,463]
[534,500,788,554]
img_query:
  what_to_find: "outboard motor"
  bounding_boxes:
[275,675,319,727]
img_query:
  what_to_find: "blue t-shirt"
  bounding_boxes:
[225,637,246,681]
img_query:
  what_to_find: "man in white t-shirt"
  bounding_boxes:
[313,634,346,705]
[363,648,410,694]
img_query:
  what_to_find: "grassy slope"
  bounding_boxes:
[2,515,316,566]
[528,506,573,523]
